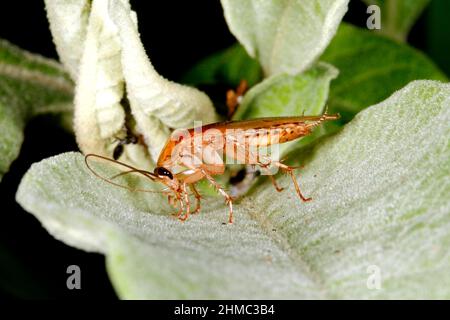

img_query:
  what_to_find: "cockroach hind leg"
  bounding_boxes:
[259,164,284,192]
[269,174,284,192]
[275,161,312,202]
[225,197,234,224]
[264,169,284,192]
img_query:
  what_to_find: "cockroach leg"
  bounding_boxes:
[274,161,312,202]
[189,184,202,215]
[287,169,312,202]
[267,173,284,192]
[202,171,234,223]
[226,79,248,118]
[168,194,177,207]
[171,196,186,220]
[256,163,284,192]
[181,184,191,221]
[227,141,284,193]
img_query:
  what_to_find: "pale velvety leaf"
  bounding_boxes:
[16,80,450,299]
[73,0,218,165]
[0,39,73,181]
[109,0,218,160]
[363,0,431,42]
[44,0,91,80]
[321,23,447,122]
[233,62,338,154]
[235,62,338,119]
[73,0,131,163]
[221,0,349,76]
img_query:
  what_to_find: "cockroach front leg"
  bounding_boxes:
[178,154,230,221]
[170,194,186,220]
[167,186,190,222]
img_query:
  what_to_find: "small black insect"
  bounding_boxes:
[113,133,138,160]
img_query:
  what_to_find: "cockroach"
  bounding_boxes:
[86,111,339,224]
[226,79,248,118]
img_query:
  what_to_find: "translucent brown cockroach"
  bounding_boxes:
[86,111,339,223]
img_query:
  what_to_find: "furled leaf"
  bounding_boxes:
[16,80,450,299]
[70,0,218,166]
[0,39,73,181]
[73,0,129,163]
[110,0,217,160]
[44,0,91,80]
[321,23,447,122]
[221,0,349,76]
[363,0,431,42]
[181,44,262,88]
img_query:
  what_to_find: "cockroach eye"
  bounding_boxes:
[154,167,173,180]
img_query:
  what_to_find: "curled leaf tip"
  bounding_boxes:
[61,0,219,167]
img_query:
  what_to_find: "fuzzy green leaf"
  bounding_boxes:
[71,0,217,166]
[234,62,338,119]
[321,23,447,122]
[16,80,450,299]
[221,0,349,76]
[0,39,73,181]
[233,62,339,153]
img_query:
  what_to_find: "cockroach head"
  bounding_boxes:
[154,166,174,180]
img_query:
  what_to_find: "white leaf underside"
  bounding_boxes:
[221,0,349,76]
[48,0,218,165]
[44,0,91,80]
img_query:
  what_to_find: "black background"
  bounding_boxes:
[0,0,448,299]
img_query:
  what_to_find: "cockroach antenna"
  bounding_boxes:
[84,154,168,194]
